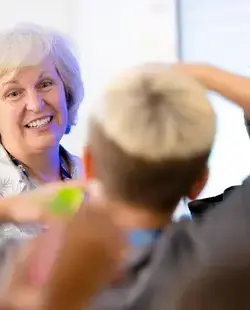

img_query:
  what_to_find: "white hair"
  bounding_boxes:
[0,23,84,126]
[91,63,215,160]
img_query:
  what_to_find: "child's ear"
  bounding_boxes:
[188,166,209,200]
[82,146,94,181]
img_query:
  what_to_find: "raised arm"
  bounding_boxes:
[173,64,250,117]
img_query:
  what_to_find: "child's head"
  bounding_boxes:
[84,64,215,215]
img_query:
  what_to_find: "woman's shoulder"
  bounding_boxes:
[60,146,84,180]
[69,153,84,180]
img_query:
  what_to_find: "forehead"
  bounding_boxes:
[0,59,58,85]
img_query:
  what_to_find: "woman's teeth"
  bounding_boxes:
[26,116,52,128]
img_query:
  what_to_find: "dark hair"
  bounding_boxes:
[89,121,210,215]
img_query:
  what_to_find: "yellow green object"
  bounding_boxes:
[49,188,83,216]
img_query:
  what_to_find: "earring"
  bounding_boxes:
[65,124,71,134]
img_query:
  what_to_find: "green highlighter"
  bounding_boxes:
[49,188,83,216]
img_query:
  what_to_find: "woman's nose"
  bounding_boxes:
[25,91,45,112]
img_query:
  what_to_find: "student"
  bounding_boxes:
[82,63,215,309]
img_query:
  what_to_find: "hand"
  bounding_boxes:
[0,181,86,224]
[0,203,124,310]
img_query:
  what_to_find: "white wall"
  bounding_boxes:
[68,0,187,219]
[62,0,179,155]
[179,0,250,197]
[0,0,74,32]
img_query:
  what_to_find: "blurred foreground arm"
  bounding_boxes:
[0,180,85,223]
[0,203,123,310]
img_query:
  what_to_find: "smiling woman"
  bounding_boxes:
[0,24,84,239]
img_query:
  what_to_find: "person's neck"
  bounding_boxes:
[88,180,172,230]
[5,144,61,182]
[88,180,172,229]
[109,202,171,231]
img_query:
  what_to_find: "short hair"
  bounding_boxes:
[0,23,84,127]
[88,64,215,213]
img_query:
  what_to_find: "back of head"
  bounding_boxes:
[88,63,215,214]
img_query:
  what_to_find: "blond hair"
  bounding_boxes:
[92,63,215,161]
[88,64,215,212]
[0,23,84,126]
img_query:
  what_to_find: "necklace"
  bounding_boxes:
[7,146,71,182]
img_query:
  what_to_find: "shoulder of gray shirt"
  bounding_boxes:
[92,176,250,310]
[130,176,250,310]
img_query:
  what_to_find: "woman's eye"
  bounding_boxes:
[40,80,53,89]
[6,90,22,99]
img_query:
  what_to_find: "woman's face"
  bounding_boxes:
[0,59,68,154]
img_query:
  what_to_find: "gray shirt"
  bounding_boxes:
[91,176,250,310]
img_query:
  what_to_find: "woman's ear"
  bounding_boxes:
[82,146,94,181]
[188,166,209,200]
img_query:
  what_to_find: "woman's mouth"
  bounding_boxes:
[25,116,53,129]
